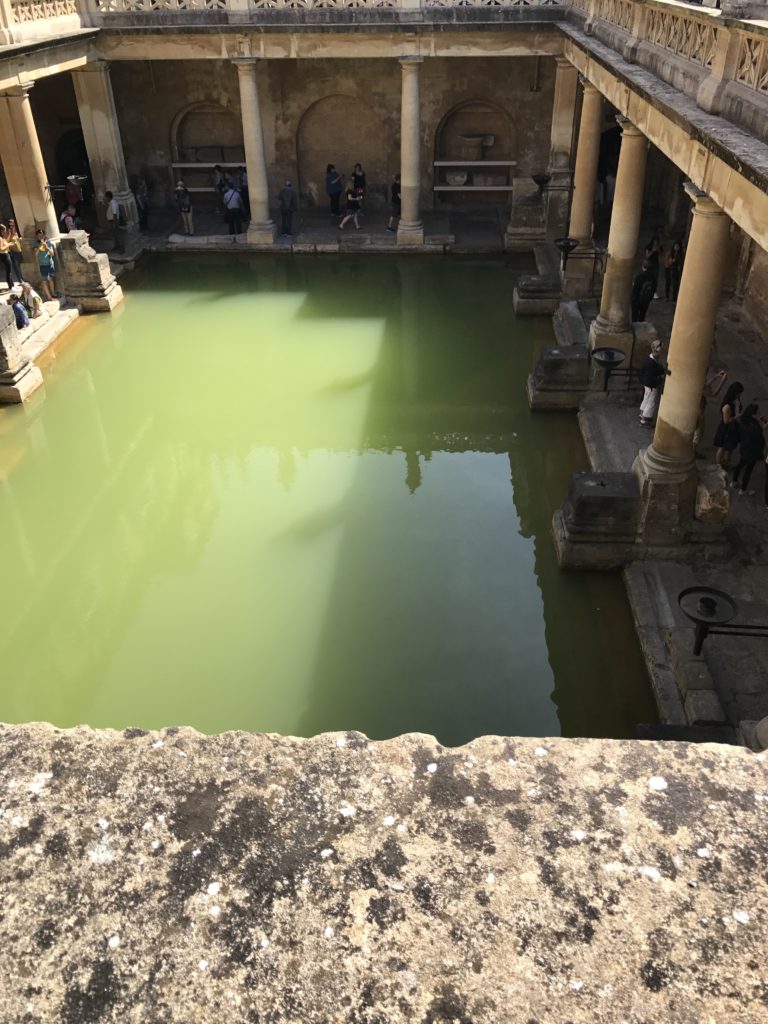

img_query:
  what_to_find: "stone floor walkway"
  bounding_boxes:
[572,294,768,738]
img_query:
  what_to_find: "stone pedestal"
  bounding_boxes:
[526,345,589,409]
[0,305,43,404]
[57,231,123,312]
[397,57,424,247]
[505,177,545,250]
[632,445,697,546]
[553,471,640,568]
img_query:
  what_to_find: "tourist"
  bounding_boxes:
[352,163,367,199]
[8,292,29,330]
[0,224,14,290]
[238,167,250,220]
[6,218,23,283]
[278,179,298,237]
[325,164,343,217]
[59,205,78,233]
[638,338,665,426]
[694,367,728,454]
[644,235,663,294]
[21,281,43,319]
[223,180,244,235]
[338,180,362,230]
[387,174,401,232]
[175,183,193,235]
[713,381,744,469]
[731,404,765,496]
[664,240,684,301]
[105,190,122,252]
[33,229,57,302]
[630,260,657,322]
[134,180,150,230]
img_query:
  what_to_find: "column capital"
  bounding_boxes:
[554,55,575,69]
[579,75,600,95]
[615,114,645,138]
[1,83,34,100]
[75,60,111,74]
[232,56,262,70]
[684,181,726,217]
[399,56,424,69]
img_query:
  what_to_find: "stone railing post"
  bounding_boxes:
[624,0,651,63]
[0,0,14,45]
[697,24,741,113]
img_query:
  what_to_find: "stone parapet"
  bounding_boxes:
[1,723,767,1023]
[56,230,124,312]
[0,303,43,403]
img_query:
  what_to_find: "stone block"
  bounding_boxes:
[56,231,123,313]
[527,345,590,409]
[684,689,727,726]
[561,471,640,541]
[0,305,44,403]
[695,463,730,524]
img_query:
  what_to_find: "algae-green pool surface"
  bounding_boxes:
[0,254,656,743]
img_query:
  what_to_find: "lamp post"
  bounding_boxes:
[677,586,768,655]
[554,236,579,271]
[590,347,626,392]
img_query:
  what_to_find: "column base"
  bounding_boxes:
[588,316,634,355]
[633,445,698,546]
[247,221,277,245]
[397,222,424,246]
[0,361,43,403]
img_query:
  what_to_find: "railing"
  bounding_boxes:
[644,4,719,67]
[735,31,768,94]
[10,0,76,18]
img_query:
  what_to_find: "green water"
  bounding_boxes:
[0,255,655,743]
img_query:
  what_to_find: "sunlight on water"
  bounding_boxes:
[0,255,656,743]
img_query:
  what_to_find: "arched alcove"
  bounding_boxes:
[297,94,391,208]
[434,100,515,205]
[172,102,244,165]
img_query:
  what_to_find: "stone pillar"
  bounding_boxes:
[562,79,603,297]
[588,116,648,355]
[545,56,579,238]
[0,303,43,404]
[397,56,424,247]
[71,61,139,246]
[633,184,731,544]
[234,57,276,245]
[0,84,58,240]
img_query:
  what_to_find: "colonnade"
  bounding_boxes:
[562,72,734,540]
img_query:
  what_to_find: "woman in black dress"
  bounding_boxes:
[352,163,366,197]
[714,381,744,469]
[732,404,765,496]
[338,180,362,230]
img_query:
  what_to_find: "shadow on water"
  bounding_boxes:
[0,253,655,740]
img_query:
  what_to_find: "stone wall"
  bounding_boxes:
[109,57,555,211]
[1,724,766,1023]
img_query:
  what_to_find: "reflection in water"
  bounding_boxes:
[0,254,655,741]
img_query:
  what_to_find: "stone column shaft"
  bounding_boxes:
[568,81,603,245]
[234,58,276,245]
[651,187,731,464]
[71,61,139,237]
[397,56,424,246]
[590,117,648,348]
[0,84,58,239]
[545,56,579,237]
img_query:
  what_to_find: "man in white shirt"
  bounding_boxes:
[105,191,122,252]
[223,181,244,236]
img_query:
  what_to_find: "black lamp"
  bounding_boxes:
[590,347,626,392]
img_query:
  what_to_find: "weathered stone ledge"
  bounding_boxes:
[1,723,766,1022]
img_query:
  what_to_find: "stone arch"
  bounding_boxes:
[433,100,516,205]
[296,94,391,208]
[171,101,244,164]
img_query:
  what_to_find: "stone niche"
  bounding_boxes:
[0,304,43,404]
[57,231,123,313]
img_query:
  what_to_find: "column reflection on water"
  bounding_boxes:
[0,255,655,741]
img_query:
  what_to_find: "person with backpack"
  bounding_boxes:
[223,179,244,235]
[631,260,657,322]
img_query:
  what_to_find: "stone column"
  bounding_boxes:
[397,56,424,246]
[234,57,276,245]
[633,184,731,544]
[545,56,579,238]
[0,83,58,240]
[71,61,139,246]
[588,116,648,354]
[562,79,603,297]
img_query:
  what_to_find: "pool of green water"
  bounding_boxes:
[0,254,656,743]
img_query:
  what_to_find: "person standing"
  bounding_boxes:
[134,180,150,230]
[713,381,744,469]
[644,235,663,296]
[175,182,194,235]
[664,240,683,302]
[6,218,23,283]
[238,167,250,221]
[631,261,657,322]
[278,179,298,237]
[638,338,665,426]
[105,191,122,252]
[325,164,343,218]
[731,404,765,496]
[33,229,57,302]
[694,367,728,454]
[387,174,401,232]
[352,163,366,197]
[223,181,244,236]
[338,180,362,231]
[0,225,14,291]
[59,205,78,233]
[65,175,83,215]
